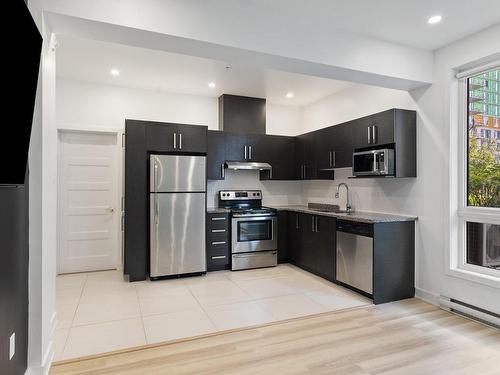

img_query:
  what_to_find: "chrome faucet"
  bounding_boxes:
[335,183,353,213]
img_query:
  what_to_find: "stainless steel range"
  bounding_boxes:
[218,190,277,271]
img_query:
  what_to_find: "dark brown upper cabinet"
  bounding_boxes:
[353,109,416,177]
[207,130,226,180]
[207,131,295,180]
[145,121,207,153]
[218,94,266,135]
[353,109,415,149]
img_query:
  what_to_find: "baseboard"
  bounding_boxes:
[415,287,440,306]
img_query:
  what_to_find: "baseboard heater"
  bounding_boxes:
[440,296,500,329]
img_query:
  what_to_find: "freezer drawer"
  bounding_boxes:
[336,231,373,294]
[150,192,206,277]
[150,155,206,192]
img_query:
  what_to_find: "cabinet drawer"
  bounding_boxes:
[207,239,229,251]
[207,253,230,271]
[207,214,229,230]
[207,231,229,243]
[207,227,229,235]
[206,245,230,271]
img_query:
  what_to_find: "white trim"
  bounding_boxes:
[447,65,500,289]
[57,123,123,135]
[415,288,440,306]
[456,60,500,79]
[56,128,124,274]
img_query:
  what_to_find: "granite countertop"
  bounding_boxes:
[269,205,417,224]
[206,207,231,214]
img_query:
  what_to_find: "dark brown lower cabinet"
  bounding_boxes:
[287,212,335,282]
[206,212,230,271]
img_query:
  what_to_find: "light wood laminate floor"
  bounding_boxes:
[51,298,500,375]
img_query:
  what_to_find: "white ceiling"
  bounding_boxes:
[246,0,500,50]
[56,35,353,106]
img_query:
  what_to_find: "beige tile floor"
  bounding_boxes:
[54,264,371,361]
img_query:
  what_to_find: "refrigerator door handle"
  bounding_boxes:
[173,132,177,149]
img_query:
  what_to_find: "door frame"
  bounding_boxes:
[57,127,124,274]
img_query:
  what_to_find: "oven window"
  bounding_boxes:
[238,220,272,242]
[353,153,374,173]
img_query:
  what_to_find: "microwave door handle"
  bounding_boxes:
[373,153,377,173]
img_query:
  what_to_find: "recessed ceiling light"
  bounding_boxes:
[428,15,442,24]
[110,69,120,76]
[286,92,294,98]
[208,82,216,88]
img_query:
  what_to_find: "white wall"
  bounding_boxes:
[301,85,416,133]
[207,170,302,208]
[299,25,500,315]
[417,24,500,313]
[27,29,58,375]
[299,85,418,215]
[37,0,433,89]
[56,78,304,208]
[57,78,303,136]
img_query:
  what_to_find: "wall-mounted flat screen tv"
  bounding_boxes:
[2,1,42,185]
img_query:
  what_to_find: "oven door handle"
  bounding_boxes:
[233,251,277,258]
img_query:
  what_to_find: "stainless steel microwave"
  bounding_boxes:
[352,149,395,176]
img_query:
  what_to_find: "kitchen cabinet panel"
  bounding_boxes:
[207,131,226,180]
[219,94,266,135]
[332,122,354,168]
[257,135,295,180]
[224,132,248,161]
[314,215,336,281]
[146,121,207,153]
[206,212,230,271]
[287,212,335,280]
[352,109,416,177]
[277,211,289,262]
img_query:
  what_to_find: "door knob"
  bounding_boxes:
[107,207,115,213]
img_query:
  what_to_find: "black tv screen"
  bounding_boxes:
[2,1,42,185]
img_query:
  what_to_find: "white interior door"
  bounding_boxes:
[58,130,121,274]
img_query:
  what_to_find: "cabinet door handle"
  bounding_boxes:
[211,255,227,260]
[329,151,333,167]
[244,146,248,160]
[211,229,226,233]
[173,132,177,149]
[249,145,252,160]
[211,217,226,221]
[178,133,182,149]
[221,163,225,179]
[372,125,377,144]
[304,165,307,179]
[332,151,336,167]
[312,216,315,232]
[211,241,227,245]
[295,213,299,229]
[315,216,319,232]
[367,127,371,144]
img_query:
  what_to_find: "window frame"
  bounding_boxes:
[449,63,500,288]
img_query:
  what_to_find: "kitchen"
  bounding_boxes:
[50,36,421,360]
[7,2,500,374]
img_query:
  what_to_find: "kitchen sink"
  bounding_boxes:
[307,202,353,214]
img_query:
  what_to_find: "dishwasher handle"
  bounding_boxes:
[336,220,373,237]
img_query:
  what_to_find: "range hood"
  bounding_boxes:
[225,161,272,171]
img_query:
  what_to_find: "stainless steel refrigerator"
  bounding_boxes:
[149,155,206,278]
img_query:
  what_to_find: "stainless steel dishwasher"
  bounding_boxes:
[336,220,373,295]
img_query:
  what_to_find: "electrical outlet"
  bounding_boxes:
[9,332,15,360]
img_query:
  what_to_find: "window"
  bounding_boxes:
[456,65,500,280]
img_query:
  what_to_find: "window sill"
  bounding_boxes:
[446,266,500,289]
